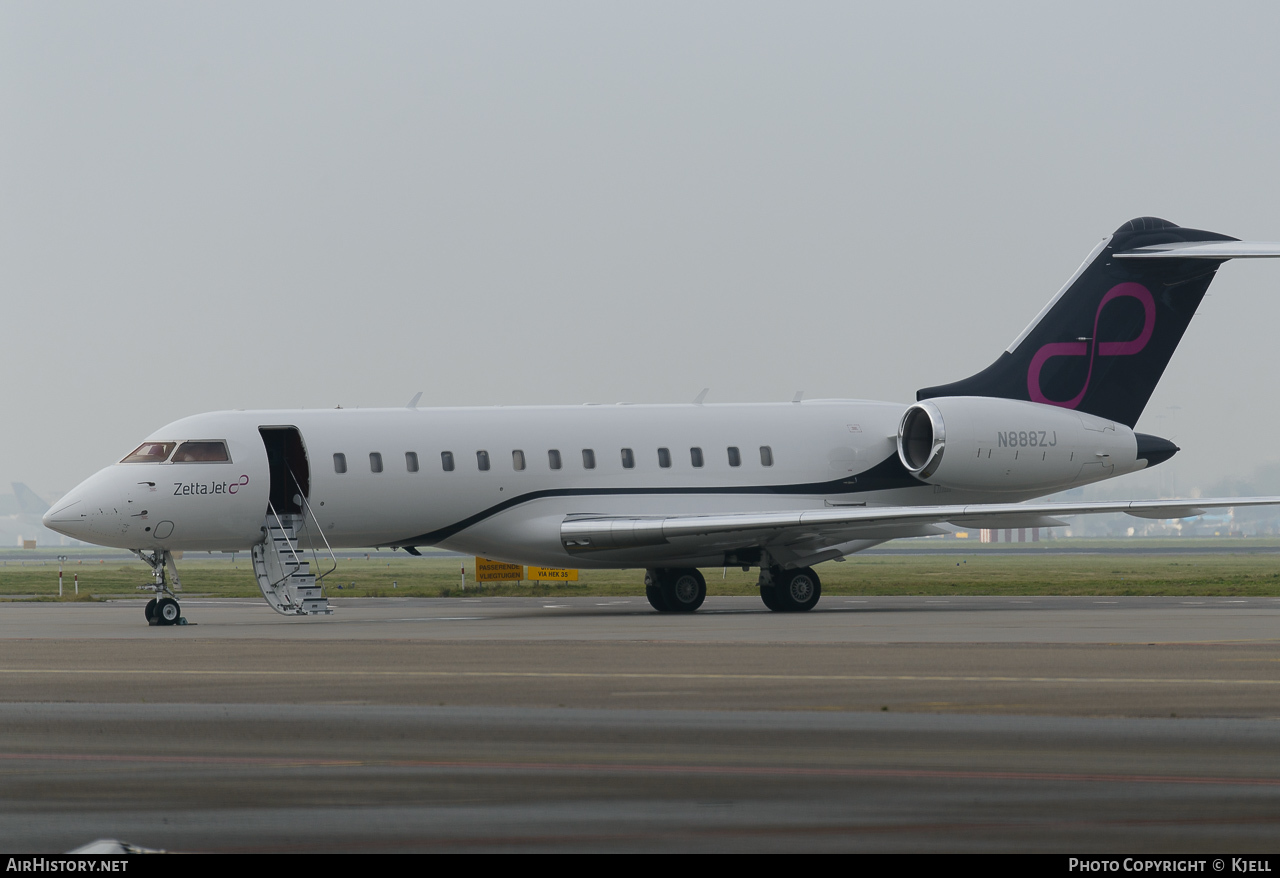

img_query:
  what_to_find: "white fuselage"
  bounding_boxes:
[44,399,1143,568]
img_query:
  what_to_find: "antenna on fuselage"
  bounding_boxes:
[693,388,709,405]
[406,392,423,409]
[792,390,804,403]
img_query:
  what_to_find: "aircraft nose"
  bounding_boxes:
[43,496,87,537]
[42,469,123,542]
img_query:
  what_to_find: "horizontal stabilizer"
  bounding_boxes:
[1115,241,1280,260]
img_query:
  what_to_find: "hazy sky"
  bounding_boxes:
[3,2,1280,500]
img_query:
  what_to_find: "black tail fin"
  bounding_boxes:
[918,217,1238,428]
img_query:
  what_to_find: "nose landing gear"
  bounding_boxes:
[133,549,188,626]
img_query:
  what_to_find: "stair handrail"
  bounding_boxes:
[263,500,307,603]
[287,468,339,587]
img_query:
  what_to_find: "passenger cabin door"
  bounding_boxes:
[258,427,310,516]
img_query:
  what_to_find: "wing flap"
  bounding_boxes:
[1124,506,1206,520]
[945,515,1072,529]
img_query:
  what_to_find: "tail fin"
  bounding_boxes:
[11,483,49,516]
[918,217,1280,428]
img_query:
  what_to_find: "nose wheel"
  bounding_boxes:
[143,595,187,626]
[134,549,189,626]
[155,597,183,625]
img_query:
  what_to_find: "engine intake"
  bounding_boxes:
[898,402,945,479]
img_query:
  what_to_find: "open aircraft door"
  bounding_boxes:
[252,426,333,616]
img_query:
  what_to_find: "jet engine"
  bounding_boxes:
[897,396,1142,493]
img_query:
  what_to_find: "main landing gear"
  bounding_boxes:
[758,565,821,612]
[645,568,707,613]
[643,565,822,613]
[134,549,188,627]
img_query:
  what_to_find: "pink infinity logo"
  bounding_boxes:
[1027,282,1155,409]
[228,475,249,494]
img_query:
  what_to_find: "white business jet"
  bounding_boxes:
[43,218,1280,624]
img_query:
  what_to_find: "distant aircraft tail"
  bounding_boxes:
[918,217,1280,428]
[11,483,49,516]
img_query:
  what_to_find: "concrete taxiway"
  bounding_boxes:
[1,596,1279,852]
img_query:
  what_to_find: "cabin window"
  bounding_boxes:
[120,442,176,464]
[760,446,774,467]
[621,448,635,469]
[333,453,348,474]
[690,447,704,468]
[477,450,491,471]
[727,446,741,467]
[171,440,230,463]
[548,449,562,470]
[512,450,526,471]
[441,451,455,472]
[370,452,384,473]
[582,448,596,469]
[657,447,671,468]
[405,452,419,473]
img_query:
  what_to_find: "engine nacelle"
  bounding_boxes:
[897,396,1140,493]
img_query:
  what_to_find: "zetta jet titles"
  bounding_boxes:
[43,218,1280,624]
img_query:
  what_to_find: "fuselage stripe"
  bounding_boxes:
[395,453,925,546]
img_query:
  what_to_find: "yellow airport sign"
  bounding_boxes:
[527,566,578,582]
[475,558,524,582]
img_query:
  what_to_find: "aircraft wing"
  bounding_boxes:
[560,497,1280,564]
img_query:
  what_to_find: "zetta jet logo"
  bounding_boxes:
[172,475,250,496]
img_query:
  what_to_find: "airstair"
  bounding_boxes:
[251,507,335,616]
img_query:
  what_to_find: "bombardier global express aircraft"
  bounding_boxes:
[43,218,1280,625]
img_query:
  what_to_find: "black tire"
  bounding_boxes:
[644,570,669,611]
[645,583,669,612]
[155,597,181,626]
[660,568,706,613]
[776,567,821,612]
[144,598,157,624]
[759,585,782,611]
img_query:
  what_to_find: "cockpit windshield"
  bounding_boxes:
[120,442,177,464]
[171,440,231,463]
